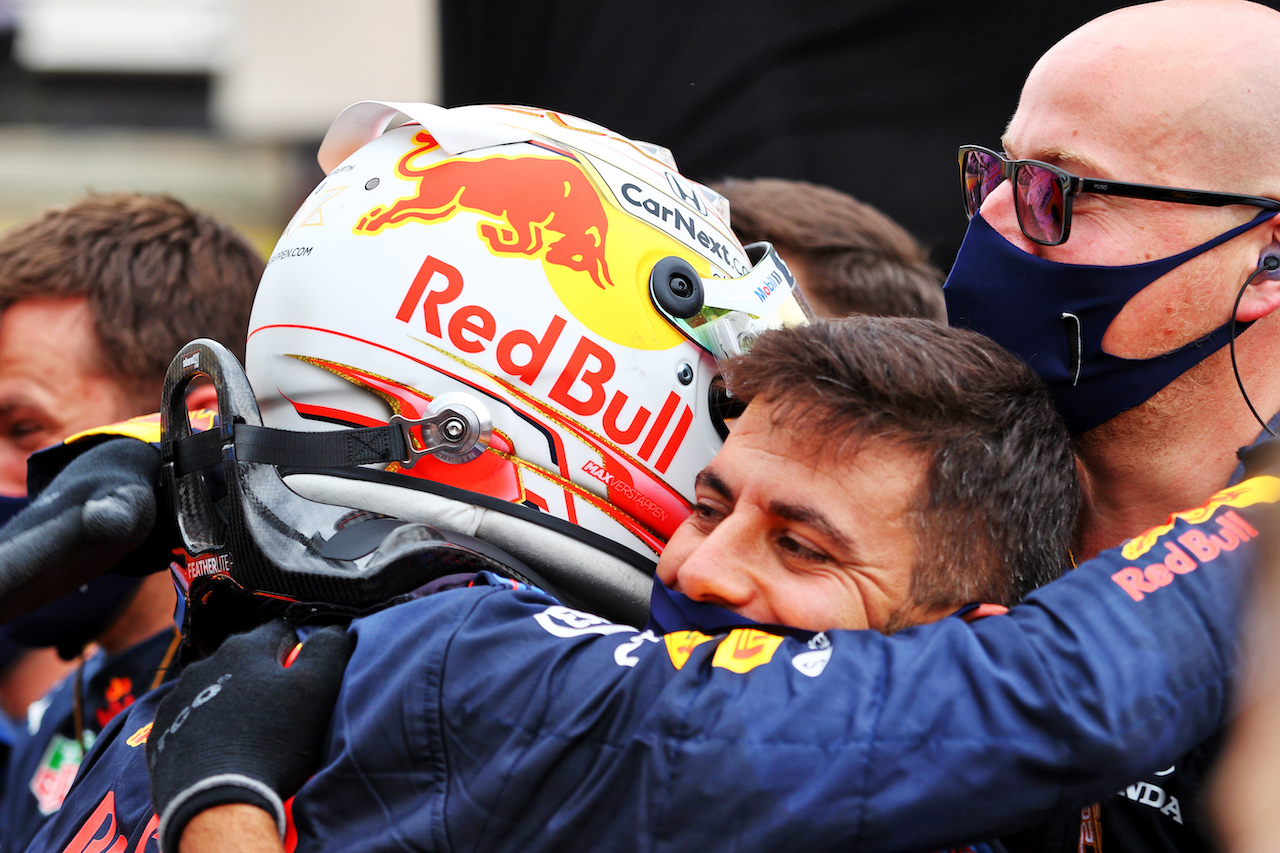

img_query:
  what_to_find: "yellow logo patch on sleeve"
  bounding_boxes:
[663,630,716,670]
[712,628,785,673]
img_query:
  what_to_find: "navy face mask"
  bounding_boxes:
[645,577,815,642]
[5,574,144,659]
[944,211,1277,435]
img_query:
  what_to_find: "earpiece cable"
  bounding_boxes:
[1230,261,1278,438]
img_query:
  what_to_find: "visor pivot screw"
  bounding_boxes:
[648,257,704,320]
[676,363,694,385]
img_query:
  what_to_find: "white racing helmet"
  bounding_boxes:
[163,102,810,633]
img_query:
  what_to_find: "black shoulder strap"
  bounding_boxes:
[172,423,408,477]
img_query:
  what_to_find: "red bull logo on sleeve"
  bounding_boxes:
[355,130,615,290]
[1119,476,1280,560]
[1109,475,1279,602]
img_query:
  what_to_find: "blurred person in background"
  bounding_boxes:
[1211,496,1280,852]
[710,177,945,320]
[0,192,263,852]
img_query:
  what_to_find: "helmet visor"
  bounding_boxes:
[657,242,813,363]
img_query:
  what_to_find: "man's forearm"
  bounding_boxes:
[180,804,283,853]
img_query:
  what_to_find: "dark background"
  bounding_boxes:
[443,0,1123,270]
[9,1,1266,269]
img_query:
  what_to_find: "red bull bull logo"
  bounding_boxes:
[355,131,615,290]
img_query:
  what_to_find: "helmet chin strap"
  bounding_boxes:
[171,392,492,476]
[1230,263,1279,438]
[160,339,551,648]
[163,338,657,643]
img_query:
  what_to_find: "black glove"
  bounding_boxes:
[147,620,353,853]
[0,436,162,622]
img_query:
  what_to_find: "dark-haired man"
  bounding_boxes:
[942,1,1280,849]
[0,193,264,852]
[655,317,1070,631]
[131,318,1260,853]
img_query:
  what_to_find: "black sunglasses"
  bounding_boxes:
[959,144,1280,246]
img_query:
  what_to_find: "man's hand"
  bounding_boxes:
[147,620,353,853]
[0,436,162,620]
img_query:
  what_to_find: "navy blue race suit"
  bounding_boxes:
[22,472,1273,853]
[1003,431,1280,853]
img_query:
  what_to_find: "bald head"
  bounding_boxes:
[949,0,1280,554]
[1011,0,1280,194]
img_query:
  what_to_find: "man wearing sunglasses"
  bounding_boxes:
[944,1,1280,851]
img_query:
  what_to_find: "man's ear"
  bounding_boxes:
[1236,240,1280,322]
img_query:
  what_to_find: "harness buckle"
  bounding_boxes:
[389,393,492,468]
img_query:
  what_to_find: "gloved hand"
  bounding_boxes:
[147,620,353,853]
[0,435,163,622]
